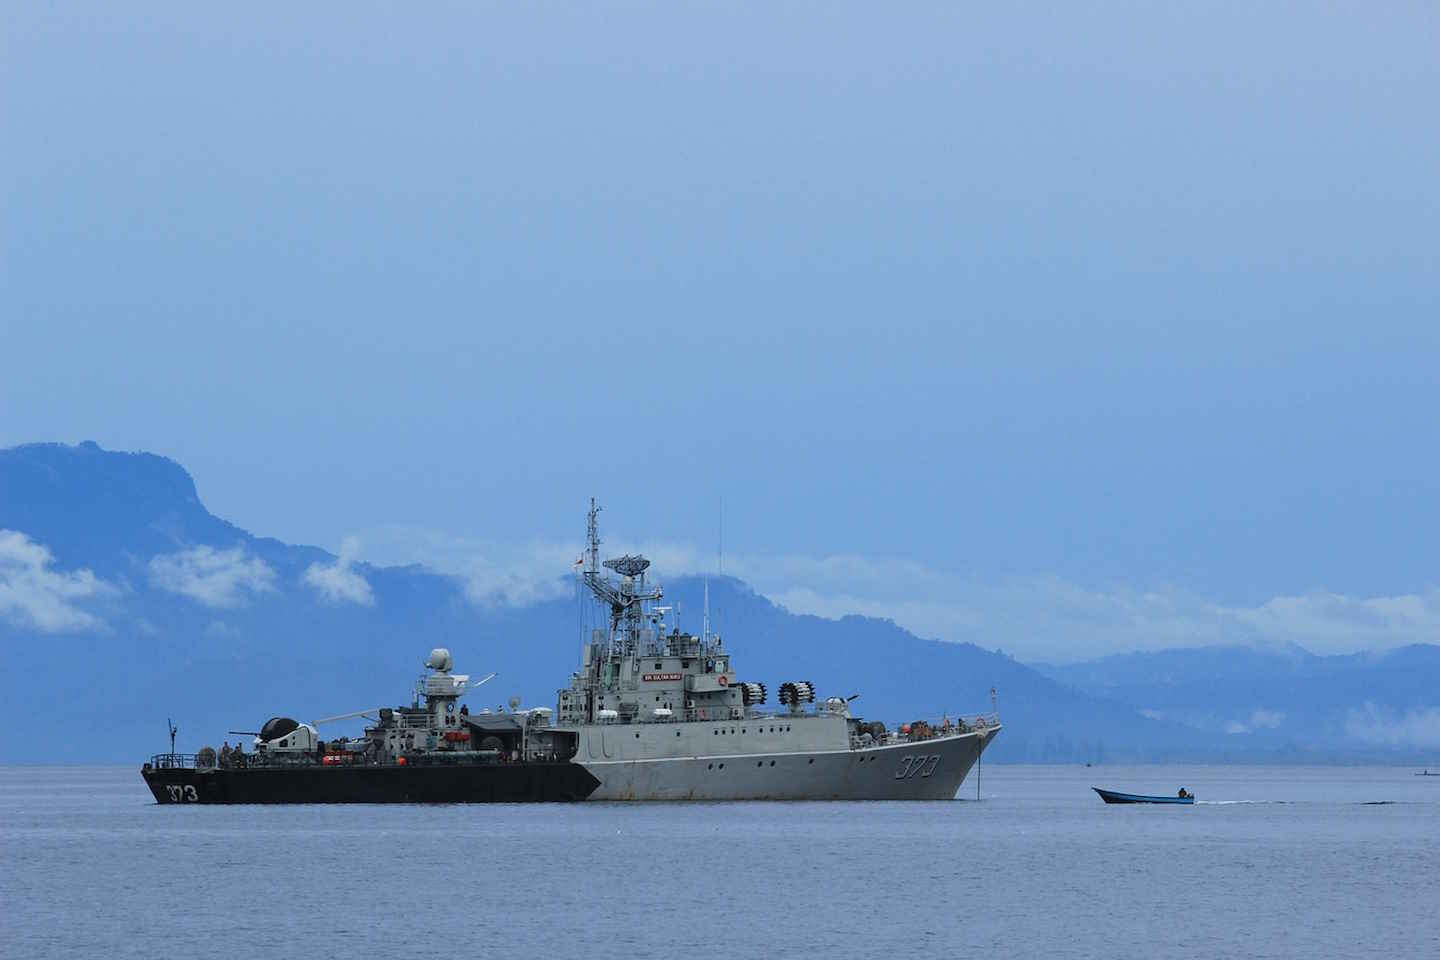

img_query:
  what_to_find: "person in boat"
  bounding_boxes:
[1178,787,1191,799]
[219,742,231,768]
[231,740,244,768]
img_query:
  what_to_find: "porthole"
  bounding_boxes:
[634,733,640,739]
[808,758,814,764]
[719,763,725,769]
[675,731,681,737]
[769,760,776,766]
[708,763,713,770]
[757,761,763,767]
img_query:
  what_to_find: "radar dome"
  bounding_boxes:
[425,648,454,672]
[259,717,300,742]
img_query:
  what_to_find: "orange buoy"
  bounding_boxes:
[397,756,407,766]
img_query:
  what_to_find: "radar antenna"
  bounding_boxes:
[603,554,650,577]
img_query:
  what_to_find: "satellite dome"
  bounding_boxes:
[425,648,454,672]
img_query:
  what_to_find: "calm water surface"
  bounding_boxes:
[2,765,1436,959]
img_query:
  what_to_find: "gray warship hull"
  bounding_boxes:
[537,501,1006,801]
[579,724,999,801]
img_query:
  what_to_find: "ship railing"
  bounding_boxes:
[918,709,1000,733]
[680,708,755,723]
[665,707,1003,730]
[851,710,1001,749]
[146,753,201,769]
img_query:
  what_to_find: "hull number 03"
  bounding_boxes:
[165,784,199,802]
[895,755,940,780]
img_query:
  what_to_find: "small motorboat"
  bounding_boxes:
[1093,786,1195,804]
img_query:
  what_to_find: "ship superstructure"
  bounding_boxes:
[552,500,1001,801]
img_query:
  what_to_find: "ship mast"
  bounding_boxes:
[586,497,601,576]
[581,501,660,653]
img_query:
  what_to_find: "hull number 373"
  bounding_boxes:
[895,754,941,779]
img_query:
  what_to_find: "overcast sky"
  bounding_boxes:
[4,2,1438,661]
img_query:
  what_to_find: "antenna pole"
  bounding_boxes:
[717,497,723,639]
[575,557,584,666]
[980,687,996,800]
[587,497,602,575]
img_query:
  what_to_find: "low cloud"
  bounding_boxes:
[0,529,114,632]
[1344,703,1440,750]
[303,537,375,606]
[348,525,1440,663]
[354,526,691,608]
[1248,708,1287,730]
[745,568,1440,663]
[1225,708,1288,735]
[149,545,276,608]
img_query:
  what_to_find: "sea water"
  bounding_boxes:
[2,765,1436,959]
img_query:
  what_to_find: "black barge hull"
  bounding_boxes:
[142,762,601,804]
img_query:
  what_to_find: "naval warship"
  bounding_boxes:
[142,648,600,804]
[143,501,1000,803]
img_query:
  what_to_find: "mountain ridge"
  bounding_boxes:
[2,441,1435,763]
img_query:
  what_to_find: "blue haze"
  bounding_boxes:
[3,3,1438,638]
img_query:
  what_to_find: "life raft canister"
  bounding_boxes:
[718,675,729,687]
